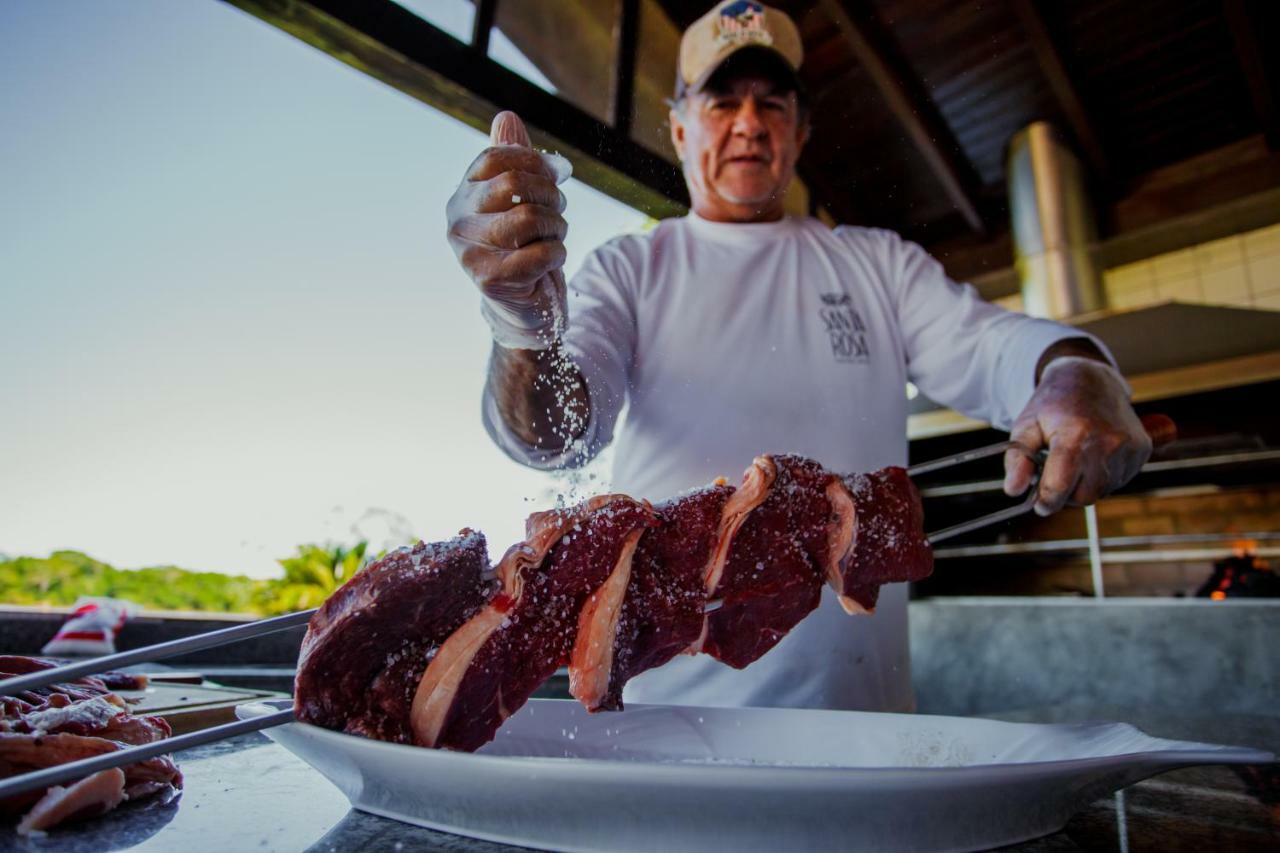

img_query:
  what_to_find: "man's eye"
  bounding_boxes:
[762,99,789,112]
[710,99,738,112]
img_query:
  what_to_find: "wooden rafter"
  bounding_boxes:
[812,0,990,235]
[1222,0,1279,150]
[470,0,498,55]
[1009,0,1109,179]
[220,0,687,217]
[610,0,640,134]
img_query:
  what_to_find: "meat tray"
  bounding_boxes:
[236,699,1270,852]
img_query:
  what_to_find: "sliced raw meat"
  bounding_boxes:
[832,467,933,613]
[579,483,735,711]
[700,455,834,669]
[293,531,496,743]
[1,657,182,833]
[0,731,182,818]
[412,496,656,751]
[292,453,935,752]
[3,695,126,738]
[94,713,171,747]
[0,657,115,707]
[0,657,145,695]
[15,768,126,836]
[96,672,149,692]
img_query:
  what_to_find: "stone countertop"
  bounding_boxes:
[4,706,1276,852]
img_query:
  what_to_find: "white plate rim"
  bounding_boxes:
[239,699,1274,782]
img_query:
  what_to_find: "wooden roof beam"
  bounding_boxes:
[1222,0,1279,150]
[609,0,640,135]
[470,0,498,55]
[1010,0,1110,180]
[813,0,990,235]
[220,0,687,217]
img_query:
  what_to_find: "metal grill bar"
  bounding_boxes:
[0,609,315,696]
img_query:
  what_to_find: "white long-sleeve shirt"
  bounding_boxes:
[484,212,1106,712]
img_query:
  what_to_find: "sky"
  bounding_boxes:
[0,1,649,579]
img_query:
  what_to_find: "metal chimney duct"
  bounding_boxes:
[1007,122,1106,319]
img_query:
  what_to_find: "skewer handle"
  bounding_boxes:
[0,609,316,697]
[0,708,295,802]
[923,415,1177,544]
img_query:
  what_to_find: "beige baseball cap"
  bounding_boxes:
[676,1,805,99]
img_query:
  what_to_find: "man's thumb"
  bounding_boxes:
[490,111,531,147]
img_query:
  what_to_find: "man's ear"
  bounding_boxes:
[669,106,687,162]
[797,114,811,150]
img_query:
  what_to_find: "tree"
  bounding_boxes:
[254,541,372,614]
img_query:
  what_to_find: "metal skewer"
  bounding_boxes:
[911,413,1177,545]
[0,709,296,802]
[911,441,1046,545]
[908,441,1019,478]
[2,414,1177,803]
[0,609,316,697]
[924,486,1041,544]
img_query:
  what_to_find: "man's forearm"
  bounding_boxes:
[1034,337,1109,384]
[487,342,592,451]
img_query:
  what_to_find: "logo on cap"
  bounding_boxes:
[715,1,772,49]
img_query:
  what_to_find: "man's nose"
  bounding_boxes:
[731,97,768,139]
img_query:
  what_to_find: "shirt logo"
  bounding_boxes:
[715,2,773,49]
[819,293,870,364]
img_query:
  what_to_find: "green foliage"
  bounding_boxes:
[0,542,377,616]
[254,541,371,614]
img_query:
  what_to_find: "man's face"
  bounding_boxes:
[670,72,809,223]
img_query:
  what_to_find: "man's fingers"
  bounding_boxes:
[450,204,567,253]
[491,110,531,147]
[471,240,567,296]
[1069,454,1113,507]
[475,171,565,214]
[464,145,556,184]
[1034,440,1083,516]
[1004,418,1044,497]
[1003,450,1035,497]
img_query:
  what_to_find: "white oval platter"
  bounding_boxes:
[238,699,1272,853]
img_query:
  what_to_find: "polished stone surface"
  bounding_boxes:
[3,707,1276,852]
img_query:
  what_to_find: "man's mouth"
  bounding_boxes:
[724,154,771,167]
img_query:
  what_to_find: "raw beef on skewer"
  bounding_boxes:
[410,495,656,751]
[293,531,496,743]
[293,453,934,752]
[830,467,933,614]
[697,454,845,669]
[571,481,734,712]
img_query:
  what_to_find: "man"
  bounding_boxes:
[445,1,1151,712]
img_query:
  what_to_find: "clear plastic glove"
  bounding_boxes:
[1003,356,1152,515]
[446,111,573,350]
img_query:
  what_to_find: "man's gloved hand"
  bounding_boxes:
[1003,356,1153,516]
[446,111,573,350]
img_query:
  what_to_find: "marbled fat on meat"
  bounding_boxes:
[586,483,735,711]
[1,731,182,824]
[293,531,496,743]
[293,454,934,752]
[835,468,933,613]
[15,768,127,836]
[701,455,834,669]
[2,654,184,833]
[412,497,656,751]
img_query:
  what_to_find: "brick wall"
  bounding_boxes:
[1010,484,1280,597]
